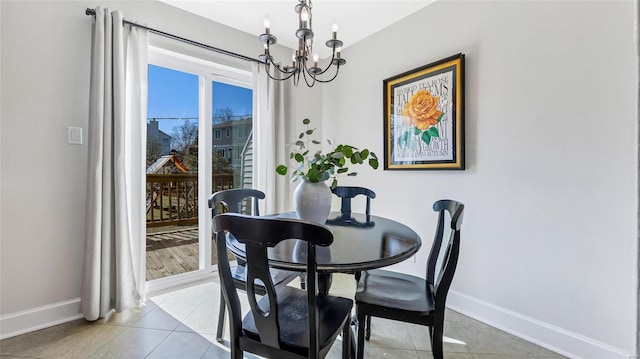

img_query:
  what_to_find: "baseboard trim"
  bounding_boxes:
[145,269,217,297]
[0,269,219,340]
[447,290,634,359]
[0,298,83,340]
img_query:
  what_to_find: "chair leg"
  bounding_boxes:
[431,322,444,359]
[365,315,371,341]
[230,345,243,359]
[216,288,226,342]
[341,320,351,359]
[300,272,306,289]
[356,310,366,359]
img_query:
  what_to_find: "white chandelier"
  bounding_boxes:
[258,0,345,87]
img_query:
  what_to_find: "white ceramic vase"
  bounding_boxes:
[293,179,332,224]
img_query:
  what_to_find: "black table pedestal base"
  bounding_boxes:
[318,273,333,295]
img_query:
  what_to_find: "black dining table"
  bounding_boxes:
[225,211,422,292]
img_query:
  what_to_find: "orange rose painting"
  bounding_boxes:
[397,89,444,149]
[401,90,443,130]
[383,53,464,170]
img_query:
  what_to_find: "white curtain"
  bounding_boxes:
[252,63,292,214]
[81,7,148,321]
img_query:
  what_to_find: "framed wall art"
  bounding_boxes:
[383,53,465,170]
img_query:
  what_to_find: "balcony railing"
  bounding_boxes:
[146,173,234,227]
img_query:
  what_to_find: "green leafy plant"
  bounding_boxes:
[276,118,379,188]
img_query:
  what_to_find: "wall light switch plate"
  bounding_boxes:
[67,127,82,145]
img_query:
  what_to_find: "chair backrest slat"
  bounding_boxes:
[331,186,376,217]
[214,225,244,345]
[306,242,319,358]
[425,200,464,307]
[245,244,280,347]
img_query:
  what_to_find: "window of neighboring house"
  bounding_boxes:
[215,130,221,139]
[211,79,253,186]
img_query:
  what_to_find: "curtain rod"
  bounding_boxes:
[85,8,262,64]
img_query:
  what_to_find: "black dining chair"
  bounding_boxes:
[213,212,354,359]
[331,186,376,217]
[299,186,377,290]
[354,199,464,359]
[208,188,299,343]
[327,186,377,284]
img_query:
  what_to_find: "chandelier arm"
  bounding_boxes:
[299,51,340,84]
[265,69,281,81]
[293,71,300,86]
[310,65,341,83]
[313,51,337,76]
[262,51,298,81]
[301,64,317,87]
[265,65,297,81]
[283,70,299,81]
[300,52,321,78]
[265,51,288,74]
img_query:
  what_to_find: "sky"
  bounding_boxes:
[147,64,252,135]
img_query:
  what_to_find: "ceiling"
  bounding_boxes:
[158,1,435,59]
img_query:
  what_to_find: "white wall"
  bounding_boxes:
[0,0,300,338]
[322,1,638,358]
[1,0,637,357]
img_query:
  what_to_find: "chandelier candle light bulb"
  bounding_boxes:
[263,16,271,33]
[300,8,309,29]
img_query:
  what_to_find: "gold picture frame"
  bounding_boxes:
[383,54,465,170]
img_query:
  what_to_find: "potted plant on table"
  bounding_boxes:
[276,118,379,224]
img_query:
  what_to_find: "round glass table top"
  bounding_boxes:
[226,211,422,273]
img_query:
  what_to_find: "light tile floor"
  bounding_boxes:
[0,274,566,359]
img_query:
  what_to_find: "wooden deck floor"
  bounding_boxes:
[146,227,221,281]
